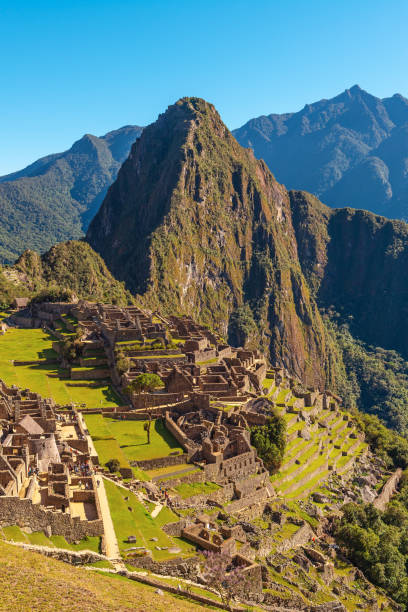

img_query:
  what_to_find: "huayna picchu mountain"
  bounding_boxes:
[0,125,143,263]
[87,97,341,389]
[87,97,408,435]
[233,85,408,221]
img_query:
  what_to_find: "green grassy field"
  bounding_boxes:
[104,479,195,560]
[0,525,101,552]
[173,481,220,499]
[84,414,183,465]
[83,413,134,472]
[0,328,120,408]
[0,539,205,612]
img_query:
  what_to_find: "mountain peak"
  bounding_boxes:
[87,98,334,387]
[233,86,408,218]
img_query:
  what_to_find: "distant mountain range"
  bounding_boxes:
[233,85,408,220]
[2,85,408,267]
[0,125,143,263]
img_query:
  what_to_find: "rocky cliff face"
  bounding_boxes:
[234,86,408,221]
[87,98,336,388]
[290,190,408,359]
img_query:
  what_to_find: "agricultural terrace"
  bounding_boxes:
[261,373,369,501]
[0,327,120,408]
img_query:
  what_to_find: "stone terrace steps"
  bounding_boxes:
[272,407,363,500]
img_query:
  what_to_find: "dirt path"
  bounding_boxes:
[94,475,122,563]
[151,503,163,518]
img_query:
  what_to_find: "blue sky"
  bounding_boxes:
[0,0,407,174]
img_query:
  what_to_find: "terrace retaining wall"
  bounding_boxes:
[133,453,188,471]
[0,497,103,542]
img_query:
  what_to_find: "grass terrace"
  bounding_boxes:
[0,539,204,612]
[0,328,120,408]
[104,479,196,560]
[173,481,220,499]
[0,525,102,553]
[84,413,183,467]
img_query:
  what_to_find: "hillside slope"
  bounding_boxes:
[233,85,408,220]
[0,540,202,612]
[4,241,133,306]
[0,125,143,263]
[87,97,337,389]
[290,190,408,360]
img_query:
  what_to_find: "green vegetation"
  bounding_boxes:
[355,412,408,470]
[0,328,120,407]
[228,303,260,350]
[145,463,192,479]
[0,125,142,264]
[125,372,164,394]
[106,458,121,473]
[174,481,220,499]
[30,287,73,304]
[0,267,29,308]
[82,414,133,473]
[104,479,195,560]
[0,539,203,611]
[0,526,101,553]
[250,411,286,473]
[326,317,408,437]
[84,414,183,465]
[334,497,408,609]
[14,241,133,305]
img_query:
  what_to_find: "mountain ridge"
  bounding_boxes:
[233,85,408,220]
[86,96,408,435]
[0,125,143,263]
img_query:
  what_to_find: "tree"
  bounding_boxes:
[200,551,249,609]
[144,412,152,444]
[106,458,120,473]
[125,373,163,395]
[250,411,286,473]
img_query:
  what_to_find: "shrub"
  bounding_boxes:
[106,459,120,473]
[250,411,286,473]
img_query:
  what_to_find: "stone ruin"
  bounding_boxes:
[0,379,103,541]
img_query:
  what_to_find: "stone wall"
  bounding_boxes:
[124,569,240,611]
[228,487,269,514]
[133,453,188,471]
[158,469,205,490]
[0,497,103,542]
[193,348,217,363]
[79,357,107,367]
[70,368,111,380]
[173,482,235,508]
[165,412,192,453]
[276,522,315,553]
[7,541,105,565]
[131,392,184,410]
[127,554,200,579]
[374,468,403,510]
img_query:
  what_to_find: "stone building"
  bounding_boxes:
[0,379,103,540]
